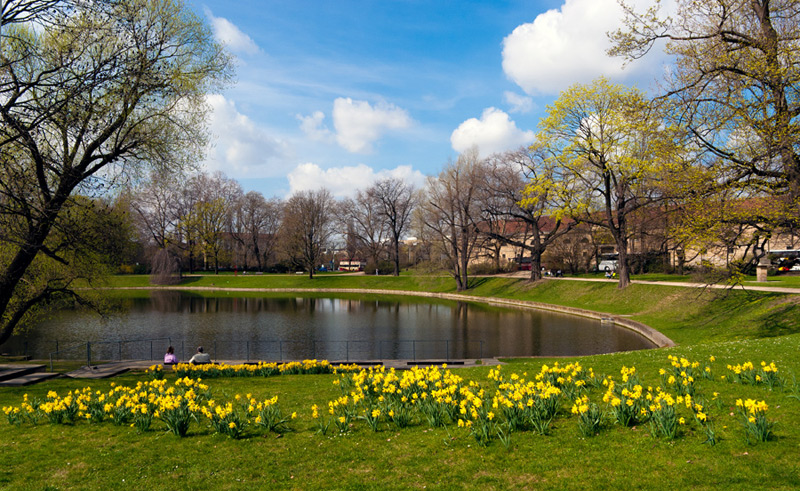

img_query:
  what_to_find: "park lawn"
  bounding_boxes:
[2,335,800,490]
[4,274,799,489]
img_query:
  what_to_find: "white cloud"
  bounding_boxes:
[203,94,293,178]
[503,91,535,113]
[332,98,412,153]
[287,163,426,198]
[205,8,260,56]
[450,108,534,157]
[502,0,669,95]
[297,111,333,142]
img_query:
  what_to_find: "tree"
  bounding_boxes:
[339,191,388,268]
[280,189,336,279]
[610,0,800,234]
[535,78,683,288]
[184,172,241,273]
[129,170,184,282]
[368,178,417,276]
[418,149,485,291]
[483,148,577,281]
[0,0,231,345]
[229,191,281,272]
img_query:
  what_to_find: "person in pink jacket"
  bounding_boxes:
[164,346,178,364]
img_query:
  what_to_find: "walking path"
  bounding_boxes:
[0,358,503,385]
[501,272,800,294]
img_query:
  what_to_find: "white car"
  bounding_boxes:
[598,259,618,272]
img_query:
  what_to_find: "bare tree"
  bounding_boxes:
[418,149,485,291]
[280,189,336,279]
[229,191,281,271]
[368,178,417,276]
[184,172,241,273]
[339,191,388,268]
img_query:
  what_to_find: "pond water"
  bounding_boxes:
[4,291,656,361]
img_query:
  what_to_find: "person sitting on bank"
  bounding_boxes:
[164,346,178,364]
[189,346,211,364]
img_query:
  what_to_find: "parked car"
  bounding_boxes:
[598,259,618,272]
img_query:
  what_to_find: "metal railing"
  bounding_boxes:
[46,337,485,367]
[48,337,172,371]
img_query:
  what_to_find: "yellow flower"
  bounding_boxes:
[228,422,237,429]
[678,417,685,425]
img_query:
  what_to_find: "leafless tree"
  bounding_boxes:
[229,191,282,271]
[280,189,336,279]
[417,148,485,291]
[368,178,417,276]
[338,191,388,268]
[183,172,241,273]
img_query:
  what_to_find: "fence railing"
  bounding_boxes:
[46,338,485,368]
[48,337,172,371]
[200,339,485,363]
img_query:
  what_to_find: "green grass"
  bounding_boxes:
[2,338,800,490]
[3,274,800,489]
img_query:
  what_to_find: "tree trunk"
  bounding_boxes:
[616,236,631,289]
[529,252,542,281]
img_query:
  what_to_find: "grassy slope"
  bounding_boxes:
[2,274,799,489]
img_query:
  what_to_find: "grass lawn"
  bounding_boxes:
[2,274,800,489]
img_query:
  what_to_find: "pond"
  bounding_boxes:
[3,291,657,361]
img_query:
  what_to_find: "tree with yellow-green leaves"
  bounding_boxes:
[0,0,232,346]
[609,0,800,257]
[532,78,686,288]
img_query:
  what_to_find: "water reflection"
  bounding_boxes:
[3,292,656,360]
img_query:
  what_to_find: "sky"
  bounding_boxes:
[187,0,671,199]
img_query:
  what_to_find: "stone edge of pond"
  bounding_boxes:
[117,286,676,349]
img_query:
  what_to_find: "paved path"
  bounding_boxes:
[499,272,800,294]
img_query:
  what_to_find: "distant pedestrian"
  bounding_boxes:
[164,346,178,364]
[189,346,211,364]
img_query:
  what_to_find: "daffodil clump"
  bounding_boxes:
[736,398,774,443]
[725,361,782,389]
[602,367,648,427]
[147,364,165,380]
[2,378,291,440]
[571,395,602,437]
[322,365,466,435]
[161,360,360,379]
[660,355,713,396]
[489,366,567,435]
[252,395,296,434]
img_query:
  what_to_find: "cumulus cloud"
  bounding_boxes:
[450,108,534,157]
[332,98,412,153]
[287,163,426,198]
[503,91,535,113]
[297,111,334,142]
[205,8,260,55]
[502,0,669,95]
[203,94,292,178]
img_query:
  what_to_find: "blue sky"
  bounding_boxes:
[188,0,669,198]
